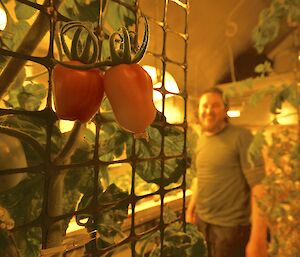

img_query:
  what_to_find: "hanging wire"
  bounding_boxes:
[225,0,246,83]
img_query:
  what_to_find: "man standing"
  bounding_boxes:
[186,87,268,257]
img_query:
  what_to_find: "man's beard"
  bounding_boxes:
[200,118,226,134]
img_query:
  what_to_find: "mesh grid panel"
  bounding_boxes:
[0,0,190,256]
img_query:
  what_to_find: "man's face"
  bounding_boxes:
[198,92,228,134]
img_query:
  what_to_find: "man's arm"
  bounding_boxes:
[246,183,268,257]
[186,178,198,224]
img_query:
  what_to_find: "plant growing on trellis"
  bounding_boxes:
[224,1,300,256]
[0,0,205,256]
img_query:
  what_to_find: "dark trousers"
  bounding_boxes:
[196,217,251,257]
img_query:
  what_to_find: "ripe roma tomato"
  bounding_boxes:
[104,64,156,134]
[52,61,104,123]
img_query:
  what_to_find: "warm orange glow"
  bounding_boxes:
[276,103,298,125]
[143,65,183,123]
[0,7,7,30]
[142,65,179,102]
[227,109,241,118]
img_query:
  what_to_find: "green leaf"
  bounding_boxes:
[133,158,184,188]
[290,143,300,161]
[252,0,300,52]
[164,126,185,156]
[252,8,281,53]
[2,19,30,50]
[0,115,63,163]
[21,227,42,257]
[142,210,207,257]
[0,230,9,255]
[186,223,207,257]
[15,1,37,20]
[283,84,299,108]
[272,118,279,125]
[254,61,273,77]
[17,93,38,111]
[238,78,253,94]
[100,97,112,111]
[3,67,26,108]
[0,175,44,225]
[99,122,129,161]
[223,85,237,99]
[98,183,128,204]
[5,80,47,111]
[24,83,47,98]
[76,184,129,253]
[0,176,43,257]
[270,92,284,114]
[248,129,266,167]
[58,0,101,22]
[65,131,95,201]
[100,0,136,60]
[248,85,276,107]
[11,67,26,89]
[269,85,297,114]
[254,64,265,74]
[286,0,300,25]
[125,126,185,187]
[60,0,138,62]
[0,55,8,70]
[102,0,135,33]
[82,126,96,144]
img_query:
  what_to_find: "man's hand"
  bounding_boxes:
[186,179,198,224]
[247,184,268,257]
[246,239,268,257]
[186,208,196,224]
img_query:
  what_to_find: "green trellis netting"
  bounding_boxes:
[0,0,206,256]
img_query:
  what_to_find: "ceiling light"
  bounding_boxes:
[0,7,7,31]
[143,65,183,123]
[227,109,241,118]
[143,65,179,93]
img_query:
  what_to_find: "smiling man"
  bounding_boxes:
[186,87,268,257]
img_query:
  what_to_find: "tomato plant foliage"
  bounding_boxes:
[0,0,201,256]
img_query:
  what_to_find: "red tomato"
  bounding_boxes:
[104,64,156,134]
[52,61,104,123]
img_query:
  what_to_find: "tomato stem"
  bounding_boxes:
[54,15,149,70]
[131,15,149,63]
[60,28,71,59]
[108,15,149,65]
[54,121,82,164]
[71,27,83,61]
[80,33,92,62]
[109,32,123,64]
[59,21,100,64]
[122,27,132,64]
[53,59,113,70]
